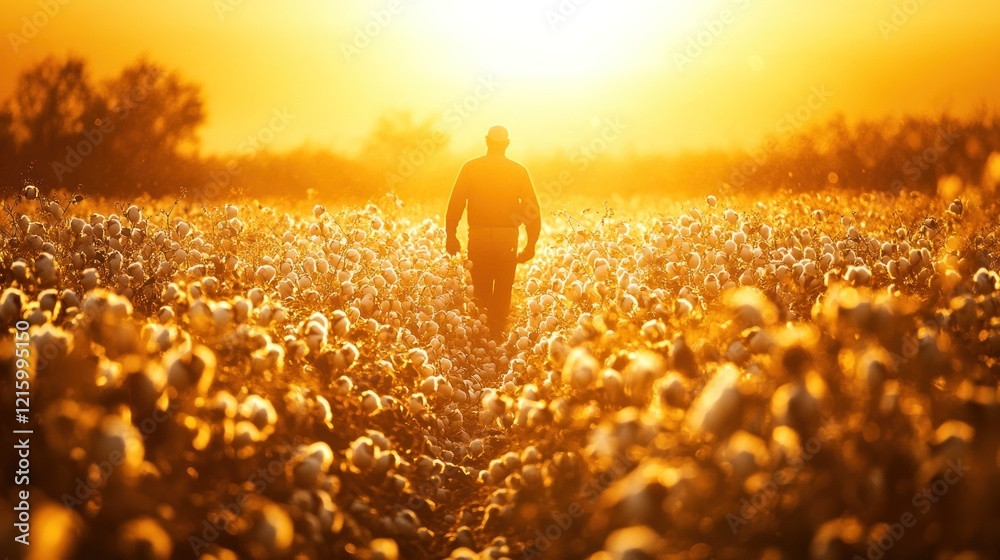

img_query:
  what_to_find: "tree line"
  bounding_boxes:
[2,55,998,203]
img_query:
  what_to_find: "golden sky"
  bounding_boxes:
[3,0,999,157]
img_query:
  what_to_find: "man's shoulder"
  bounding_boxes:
[461,155,489,170]
[505,158,529,172]
[464,155,530,175]
[496,157,530,176]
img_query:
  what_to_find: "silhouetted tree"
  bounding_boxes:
[6,56,101,190]
[88,58,205,195]
[361,111,450,195]
[4,55,205,197]
[0,105,16,188]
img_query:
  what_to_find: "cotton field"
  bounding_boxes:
[2,184,1000,560]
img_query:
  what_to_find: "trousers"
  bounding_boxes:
[467,227,518,335]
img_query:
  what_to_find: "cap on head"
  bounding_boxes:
[486,125,509,144]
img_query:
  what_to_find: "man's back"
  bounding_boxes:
[447,154,536,230]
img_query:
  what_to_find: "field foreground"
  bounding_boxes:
[2,185,1000,560]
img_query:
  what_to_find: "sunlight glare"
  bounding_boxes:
[412,0,695,79]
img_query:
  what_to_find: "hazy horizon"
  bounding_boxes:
[4,0,1000,159]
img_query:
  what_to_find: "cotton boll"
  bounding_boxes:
[620,350,667,405]
[562,347,599,390]
[434,376,454,399]
[720,430,770,479]
[46,200,64,217]
[547,334,569,368]
[685,364,742,437]
[947,198,963,217]
[277,279,295,299]
[440,357,453,373]
[318,310,346,339]
[974,267,999,295]
[775,265,792,283]
[594,259,610,281]
[57,289,81,313]
[771,380,822,439]
[687,252,701,270]
[408,393,427,414]
[655,373,690,409]
[333,375,354,396]
[233,298,251,323]
[759,224,772,241]
[301,319,327,353]
[640,319,665,341]
[348,436,376,471]
[844,265,872,286]
[68,217,87,236]
[726,340,750,363]
[618,294,637,313]
[340,281,355,299]
[333,342,360,370]
[408,347,428,367]
[126,262,144,282]
[33,252,58,285]
[252,343,285,374]
[675,298,694,318]
[78,268,100,292]
[103,251,123,275]
[200,276,219,295]
[165,345,217,394]
[116,517,172,560]
[239,395,278,432]
[290,256,312,277]
[600,526,666,560]
[361,390,382,415]
[703,273,720,296]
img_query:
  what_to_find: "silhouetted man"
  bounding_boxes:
[446,125,541,336]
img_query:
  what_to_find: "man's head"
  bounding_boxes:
[485,125,509,154]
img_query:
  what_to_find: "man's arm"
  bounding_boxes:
[518,168,541,262]
[445,164,469,254]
